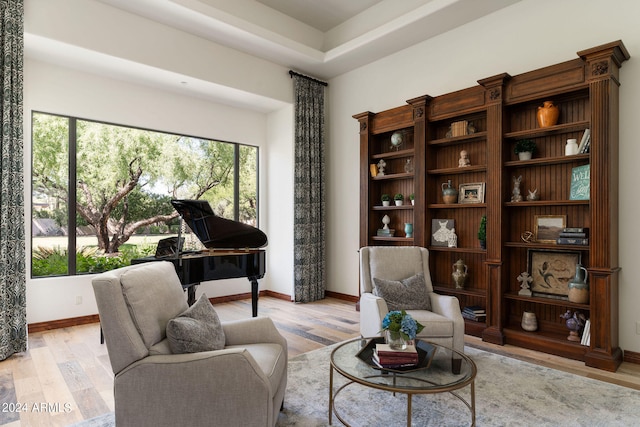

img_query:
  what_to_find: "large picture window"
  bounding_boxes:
[31,112,259,277]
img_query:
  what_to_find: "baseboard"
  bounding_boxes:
[325,290,359,303]
[624,349,640,365]
[27,290,359,333]
[28,314,100,333]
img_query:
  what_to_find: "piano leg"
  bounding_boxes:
[186,283,198,306]
[250,276,259,317]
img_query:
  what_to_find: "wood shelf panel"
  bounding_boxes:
[428,131,488,146]
[372,172,413,181]
[504,200,589,207]
[504,153,590,168]
[427,165,487,175]
[371,148,414,160]
[371,236,413,242]
[504,291,590,310]
[428,203,487,209]
[372,205,414,210]
[504,120,590,140]
[433,285,487,297]
[503,241,590,251]
[428,246,486,254]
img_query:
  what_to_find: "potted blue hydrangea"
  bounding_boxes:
[381,310,424,349]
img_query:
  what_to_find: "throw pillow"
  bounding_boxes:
[166,293,226,353]
[373,273,431,312]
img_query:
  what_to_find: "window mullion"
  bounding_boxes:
[68,118,77,275]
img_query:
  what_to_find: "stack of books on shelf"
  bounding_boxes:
[462,305,486,322]
[377,228,396,237]
[578,129,591,154]
[450,120,468,137]
[556,227,589,246]
[373,343,418,368]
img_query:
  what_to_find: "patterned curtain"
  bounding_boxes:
[292,73,326,302]
[0,0,26,361]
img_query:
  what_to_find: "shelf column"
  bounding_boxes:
[407,95,431,247]
[478,73,511,345]
[578,41,629,371]
[354,112,375,249]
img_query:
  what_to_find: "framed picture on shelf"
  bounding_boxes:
[458,182,485,204]
[431,219,455,247]
[527,249,581,299]
[570,164,590,200]
[534,215,566,243]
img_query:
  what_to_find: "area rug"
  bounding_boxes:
[73,344,640,426]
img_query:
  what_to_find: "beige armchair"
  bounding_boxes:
[92,261,287,427]
[359,246,465,360]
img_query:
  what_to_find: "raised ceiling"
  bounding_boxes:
[95,0,520,79]
[26,0,521,111]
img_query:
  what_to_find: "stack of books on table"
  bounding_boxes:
[556,228,589,246]
[373,343,418,369]
[462,305,486,322]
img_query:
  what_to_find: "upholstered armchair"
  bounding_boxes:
[359,246,465,358]
[92,261,287,427]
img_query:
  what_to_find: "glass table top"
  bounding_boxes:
[331,337,476,393]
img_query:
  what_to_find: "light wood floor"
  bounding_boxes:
[1,296,639,426]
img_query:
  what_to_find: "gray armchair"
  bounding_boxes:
[359,246,465,358]
[92,261,287,427]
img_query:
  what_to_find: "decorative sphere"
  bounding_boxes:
[390,132,404,147]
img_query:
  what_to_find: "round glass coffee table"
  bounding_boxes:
[329,337,476,426]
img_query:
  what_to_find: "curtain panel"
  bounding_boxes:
[292,75,326,302]
[0,0,26,361]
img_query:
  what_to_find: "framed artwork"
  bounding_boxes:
[431,219,454,247]
[528,249,581,299]
[534,215,566,243]
[458,182,485,204]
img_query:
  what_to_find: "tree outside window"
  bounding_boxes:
[31,112,258,277]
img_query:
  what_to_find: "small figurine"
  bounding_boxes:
[448,228,458,248]
[560,310,586,342]
[517,272,533,296]
[458,150,471,167]
[511,175,523,202]
[526,188,539,201]
[376,159,386,176]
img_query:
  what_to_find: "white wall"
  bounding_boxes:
[265,105,295,297]
[24,58,294,323]
[326,0,640,353]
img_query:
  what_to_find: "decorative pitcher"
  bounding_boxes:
[568,264,589,304]
[441,179,458,204]
[452,259,468,289]
[537,101,559,128]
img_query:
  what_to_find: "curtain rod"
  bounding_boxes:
[289,70,328,86]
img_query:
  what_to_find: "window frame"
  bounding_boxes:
[30,111,260,277]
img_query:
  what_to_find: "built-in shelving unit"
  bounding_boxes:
[354,41,629,371]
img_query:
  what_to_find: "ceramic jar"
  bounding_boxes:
[441,179,458,204]
[537,101,559,128]
[451,259,468,289]
[565,138,578,156]
[521,311,538,331]
[404,223,413,238]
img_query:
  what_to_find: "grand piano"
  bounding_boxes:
[132,199,267,317]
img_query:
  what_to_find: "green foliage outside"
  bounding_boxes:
[32,244,157,277]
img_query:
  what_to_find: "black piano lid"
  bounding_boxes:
[171,199,268,250]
